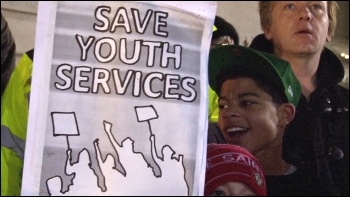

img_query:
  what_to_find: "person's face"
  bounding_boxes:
[210,181,256,196]
[217,78,286,155]
[264,1,330,56]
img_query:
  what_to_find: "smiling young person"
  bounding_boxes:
[250,1,349,195]
[208,45,341,195]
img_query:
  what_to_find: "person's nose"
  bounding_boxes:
[298,6,312,21]
[220,104,240,119]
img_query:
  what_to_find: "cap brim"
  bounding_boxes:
[208,45,295,104]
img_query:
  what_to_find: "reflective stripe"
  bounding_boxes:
[1,125,25,159]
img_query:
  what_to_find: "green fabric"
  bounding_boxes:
[1,52,32,196]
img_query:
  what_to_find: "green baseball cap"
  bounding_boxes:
[208,45,301,106]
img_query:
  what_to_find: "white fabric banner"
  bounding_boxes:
[21,1,216,196]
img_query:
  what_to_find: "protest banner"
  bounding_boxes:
[21,1,216,196]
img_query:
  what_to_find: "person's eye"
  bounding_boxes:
[310,3,324,11]
[240,100,256,107]
[218,104,229,109]
[284,3,295,10]
[210,189,225,196]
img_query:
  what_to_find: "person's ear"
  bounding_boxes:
[326,34,331,42]
[279,103,295,125]
[263,25,273,41]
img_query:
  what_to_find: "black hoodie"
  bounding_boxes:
[250,34,349,196]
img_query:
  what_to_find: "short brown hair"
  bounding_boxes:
[259,1,338,38]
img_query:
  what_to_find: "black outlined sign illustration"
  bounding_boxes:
[22,1,216,196]
[47,106,188,195]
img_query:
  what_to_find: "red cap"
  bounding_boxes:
[205,144,266,196]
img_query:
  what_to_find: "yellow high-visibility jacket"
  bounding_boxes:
[208,86,219,123]
[1,49,33,196]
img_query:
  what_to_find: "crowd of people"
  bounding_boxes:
[1,1,348,196]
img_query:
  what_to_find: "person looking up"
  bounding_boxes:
[250,2,349,195]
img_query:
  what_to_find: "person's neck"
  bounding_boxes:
[254,143,290,176]
[275,51,322,101]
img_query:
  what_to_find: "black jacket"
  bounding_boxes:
[250,34,349,195]
[266,165,340,196]
[1,12,16,97]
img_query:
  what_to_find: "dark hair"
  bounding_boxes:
[213,16,239,45]
[217,71,286,105]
